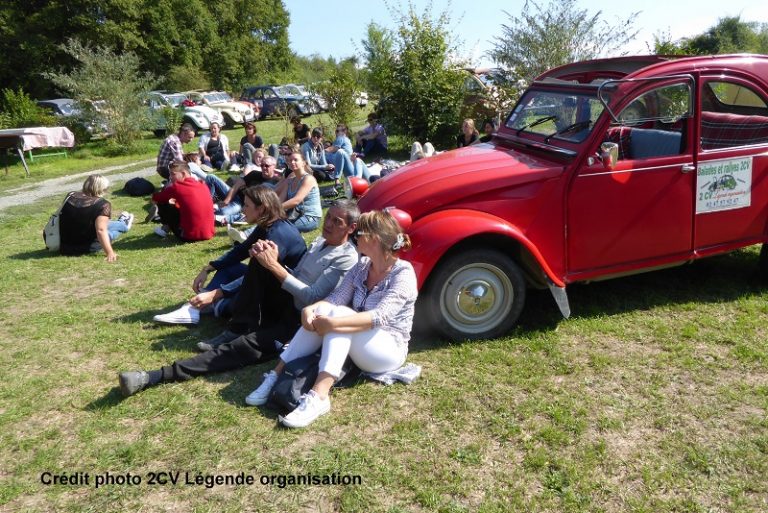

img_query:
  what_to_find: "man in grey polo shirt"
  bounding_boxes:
[118,200,360,397]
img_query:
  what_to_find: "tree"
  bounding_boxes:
[489,0,639,84]
[653,16,768,56]
[0,0,293,97]
[360,23,395,97]
[361,4,464,146]
[314,61,360,128]
[45,40,156,150]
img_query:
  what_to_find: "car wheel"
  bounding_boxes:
[286,105,299,119]
[426,249,526,340]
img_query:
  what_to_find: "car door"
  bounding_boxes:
[567,78,696,277]
[693,76,768,251]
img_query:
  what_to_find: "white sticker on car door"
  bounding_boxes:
[696,156,752,214]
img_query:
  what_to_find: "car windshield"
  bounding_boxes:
[283,85,302,96]
[274,86,291,97]
[56,102,76,115]
[165,94,186,107]
[506,89,604,144]
[204,93,221,103]
[219,92,233,102]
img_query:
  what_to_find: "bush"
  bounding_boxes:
[361,8,464,147]
[45,39,156,147]
[314,64,359,128]
[0,87,56,128]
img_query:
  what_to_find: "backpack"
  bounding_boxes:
[123,177,155,196]
[267,352,360,413]
[43,192,74,252]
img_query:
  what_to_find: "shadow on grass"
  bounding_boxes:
[84,387,126,410]
[412,249,767,346]
[5,248,59,261]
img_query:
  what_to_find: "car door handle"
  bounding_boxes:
[681,164,696,173]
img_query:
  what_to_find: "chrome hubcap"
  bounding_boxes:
[440,263,514,334]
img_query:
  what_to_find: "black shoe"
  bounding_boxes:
[119,371,150,397]
[196,330,239,352]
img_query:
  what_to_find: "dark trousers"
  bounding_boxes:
[158,254,300,383]
[228,256,294,334]
[159,321,298,382]
[157,202,183,239]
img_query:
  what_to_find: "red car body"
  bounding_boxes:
[358,54,768,340]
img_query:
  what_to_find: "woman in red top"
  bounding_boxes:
[151,161,215,241]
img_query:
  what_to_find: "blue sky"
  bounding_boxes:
[283,0,768,67]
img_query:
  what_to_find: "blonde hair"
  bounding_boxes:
[82,174,110,197]
[462,118,479,136]
[358,210,411,254]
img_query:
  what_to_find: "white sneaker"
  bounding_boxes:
[117,211,134,230]
[154,226,168,238]
[214,215,228,226]
[229,163,241,173]
[245,371,279,406]
[227,225,247,243]
[153,303,200,325]
[279,390,330,428]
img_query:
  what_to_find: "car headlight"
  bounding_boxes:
[344,176,369,199]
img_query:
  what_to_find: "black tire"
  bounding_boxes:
[425,248,526,340]
[286,105,299,119]
[222,114,236,128]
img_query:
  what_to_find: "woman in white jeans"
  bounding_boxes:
[245,210,418,428]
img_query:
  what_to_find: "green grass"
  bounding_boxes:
[1,138,768,510]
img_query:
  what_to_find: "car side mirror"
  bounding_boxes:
[599,142,618,169]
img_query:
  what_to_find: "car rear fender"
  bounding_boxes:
[406,209,565,289]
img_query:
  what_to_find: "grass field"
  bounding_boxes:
[1,124,767,511]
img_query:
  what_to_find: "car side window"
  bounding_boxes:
[263,89,276,100]
[700,80,768,150]
[604,82,690,160]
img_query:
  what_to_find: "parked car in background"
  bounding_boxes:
[184,90,256,127]
[146,90,223,136]
[356,91,369,108]
[351,54,768,340]
[239,85,316,119]
[36,98,107,138]
[284,83,326,112]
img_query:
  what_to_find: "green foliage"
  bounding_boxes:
[490,0,639,84]
[0,88,56,129]
[45,40,156,147]
[653,17,768,56]
[314,63,360,128]
[360,23,395,97]
[362,5,464,146]
[163,65,211,93]
[0,0,292,98]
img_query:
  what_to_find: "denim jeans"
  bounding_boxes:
[107,220,129,241]
[291,215,320,233]
[204,174,231,202]
[330,150,371,180]
[355,139,387,156]
[91,219,130,252]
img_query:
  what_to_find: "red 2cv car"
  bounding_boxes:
[355,54,768,340]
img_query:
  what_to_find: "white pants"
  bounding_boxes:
[279,305,407,379]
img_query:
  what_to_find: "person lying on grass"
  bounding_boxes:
[119,200,360,397]
[245,210,417,428]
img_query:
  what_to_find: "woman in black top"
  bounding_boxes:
[456,118,480,148]
[59,174,134,262]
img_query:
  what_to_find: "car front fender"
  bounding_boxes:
[404,209,565,288]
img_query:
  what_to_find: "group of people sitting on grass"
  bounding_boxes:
[53,113,496,426]
[121,196,417,428]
